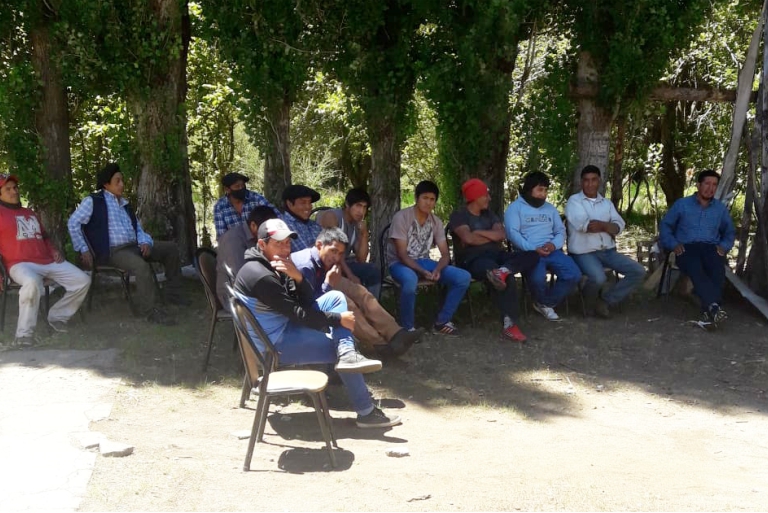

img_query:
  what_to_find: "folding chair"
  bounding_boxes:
[0,257,50,332]
[193,247,234,372]
[81,228,161,316]
[227,286,337,470]
[656,250,680,299]
[444,224,477,327]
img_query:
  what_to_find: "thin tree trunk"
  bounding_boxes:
[739,124,758,276]
[262,93,292,205]
[132,0,196,264]
[574,51,617,193]
[368,121,401,265]
[658,102,686,206]
[610,115,625,210]
[30,13,72,250]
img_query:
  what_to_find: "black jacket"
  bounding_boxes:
[234,246,341,332]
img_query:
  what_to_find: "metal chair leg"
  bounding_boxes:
[243,392,266,472]
[201,315,217,372]
[239,373,251,408]
[310,392,337,468]
[256,395,271,443]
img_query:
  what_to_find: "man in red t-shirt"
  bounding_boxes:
[0,174,90,346]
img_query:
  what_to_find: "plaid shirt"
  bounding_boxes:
[68,190,153,253]
[213,190,277,239]
[280,210,321,253]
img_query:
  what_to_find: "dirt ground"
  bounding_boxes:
[6,272,767,511]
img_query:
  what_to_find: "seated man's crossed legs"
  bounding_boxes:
[465,250,539,342]
[275,290,401,428]
[346,260,382,300]
[335,277,423,357]
[570,248,646,318]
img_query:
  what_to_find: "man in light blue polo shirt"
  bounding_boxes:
[505,172,581,321]
[660,169,735,328]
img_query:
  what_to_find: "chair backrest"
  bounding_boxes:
[194,247,222,312]
[310,206,333,224]
[378,222,392,281]
[223,263,236,286]
[226,284,277,388]
[444,223,457,266]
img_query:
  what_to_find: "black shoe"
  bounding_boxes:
[708,303,727,324]
[696,311,716,331]
[594,298,612,319]
[387,328,425,357]
[146,307,177,326]
[356,407,402,429]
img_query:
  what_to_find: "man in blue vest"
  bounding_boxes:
[67,163,186,325]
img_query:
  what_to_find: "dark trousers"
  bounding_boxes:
[675,242,726,311]
[464,250,539,323]
[109,241,183,314]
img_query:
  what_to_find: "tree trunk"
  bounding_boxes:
[262,93,292,205]
[609,116,625,210]
[368,121,401,265]
[132,0,196,264]
[30,15,72,250]
[469,105,511,217]
[573,51,617,193]
[658,102,686,206]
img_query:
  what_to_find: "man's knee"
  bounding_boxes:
[319,290,348,311]
[585,269,607,287]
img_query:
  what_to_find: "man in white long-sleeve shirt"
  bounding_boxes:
[565,165,645,318]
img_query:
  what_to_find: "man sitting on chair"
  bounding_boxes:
[318,188,382,299]
[234,218,402,429]
[387,180,471,335]
[279,184,322,252]
[0,174,90,347]
[449,178,539,342]
[292,227,423,357]
[565,165,646,318]
[213,172,278,240]
[215,205,277,305]
[659,169,735,329]
[67,163,187,326]
[504,171,581,321]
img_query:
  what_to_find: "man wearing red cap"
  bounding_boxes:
[0,174,90,347]
[449,178,539,342]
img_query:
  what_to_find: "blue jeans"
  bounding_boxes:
[675,243,726,311]
[570,248,646,306]
[527,250,581,308]
[389,259,471,329]
[274,291,372,415]
[347,260,381,299]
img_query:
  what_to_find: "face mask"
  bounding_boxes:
[230,188,247,201]
[523,192,546,208]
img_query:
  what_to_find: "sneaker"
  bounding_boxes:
[48,320,68,333]
[146,307,177,326]
[533,302,560,321]
[709,303,727,324]
[387,327,425,357]
[501,324,527,343]
[433,321,459,336]
[594,298,612,319]
[12,335,40,347]
[356,407,402,429]
[335,351,382,373]
[696,312,716,331]
[486,268,510,291]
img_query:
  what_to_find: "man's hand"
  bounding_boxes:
[270,256,303,282]
[340,311,355,330]
[324,264,342,288]
[587,220,605,233]
[80,251,93,269]
[419,268,435,281]
[140,243,151,258]
[536,242,555,257]
[430,268,442,282]
[716,245,726,257]
[673,244,685,256]
[51,249,64,263]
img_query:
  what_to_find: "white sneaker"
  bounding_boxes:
[533,302,560,321]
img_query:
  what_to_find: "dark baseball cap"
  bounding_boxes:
[222,172,250,188]
[282,184,320,203]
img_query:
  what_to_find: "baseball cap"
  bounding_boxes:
[222,172,250,188]
[257,218,298,241]
[0,173,19,188]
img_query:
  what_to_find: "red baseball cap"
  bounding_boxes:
[0,173,19,188]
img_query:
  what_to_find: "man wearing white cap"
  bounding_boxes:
[234,218,402,429]
[0,174,90,347]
